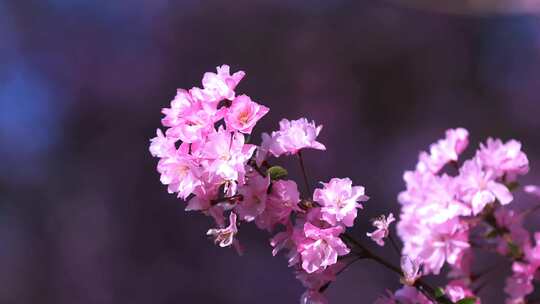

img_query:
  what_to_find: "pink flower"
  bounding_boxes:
[157,144,200,200]
[505,262,535,301]
[201,64,245,102]
[256,179,301,231]
[161,89,196,128]
[367,213,396,246]
[417,128,469,174]
[165,106,216,143]
[377,286,432,304]
[524,185,540,198]
[206,212,239,248]
[149,128,176,158]
[445,280,478,303]
[200,129,256,182]
[300,290,328,304]
[313,178,369,227]
[295,222,350,273]
[418,219,470,275]
[458,158,513,215]
[524,233,540,269]
[400,255,422,286]
[235,173,270,222]
[295,262,345,301]
[494,208,530,257]
[224,94,269,134]
[268,118,326,156]
[270,222,301,266]
[476,138,529,181]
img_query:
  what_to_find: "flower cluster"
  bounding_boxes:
[394,128,532,303]
[150,67,540,304]
[149,65,369,304]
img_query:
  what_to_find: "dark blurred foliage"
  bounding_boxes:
[1,1,540,303]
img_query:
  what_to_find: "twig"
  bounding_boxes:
[298,150,311,195]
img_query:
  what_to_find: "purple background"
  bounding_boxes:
[2,1,540,303]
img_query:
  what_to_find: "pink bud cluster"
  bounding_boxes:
[394,128,532,303]
[149,65,369,304]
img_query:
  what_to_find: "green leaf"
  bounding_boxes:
[434,287,445,298]
[508,241,523,259]
[267,166,288,180]
[456,297,477,304]
[506,181,520,192]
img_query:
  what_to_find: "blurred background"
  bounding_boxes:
[1,0,540,303]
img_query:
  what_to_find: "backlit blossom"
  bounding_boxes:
[367,213,396,246]
[476,138,529,181]
[417,128,469,174]
[225,94,269,134]
[149,128,175,158]
[206,212,239,248]
[313,178,369,227]
[400,255,422,286]
[419,219,470,275]
[458,158,513,215]
[295,222,349,273]
[201,64,245,102]
[157,145,200,199]
[200,129,255,182]
[269,118,326,156]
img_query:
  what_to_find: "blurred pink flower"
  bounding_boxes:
[417,127,469,174]
[476,138,529,181]
[256,179,301,231]
[458,158,513,214]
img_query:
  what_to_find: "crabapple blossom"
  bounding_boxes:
[400,255,422,286]
[264,118,326,156]
[151,67,540,304]
[295,222,350,273]
[235,173,270,222]
[256,179,301,231]
[418,219,470,275]
[201,64,245,102]
[149,129,175,158]
[476,138,529,181]
[206,212,239,248]
[313,178,368,227]
[367,213,396,246]
[156,145,200,199]
[225,94,269,134]
[199,128,255,182]
[458,158,513,215]
[417,127,469,174]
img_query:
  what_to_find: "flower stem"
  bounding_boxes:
[298,150,311,195]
